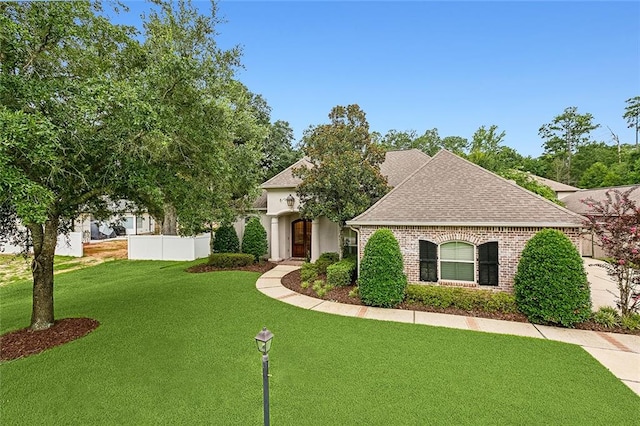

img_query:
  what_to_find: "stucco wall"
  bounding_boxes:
[265,189,300,216]
[357,225,582,292]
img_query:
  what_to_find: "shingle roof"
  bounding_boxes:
[348,150,584,227]
[260,157,313,189]
[252,190,267,209]
[561,185,640,215]
[529,174,579,192]
[260,149,430,189]
[380,149,431,187]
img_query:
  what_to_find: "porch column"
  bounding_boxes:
[311,218,320,262]
[270,216,280,261]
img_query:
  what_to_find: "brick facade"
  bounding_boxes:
[357,225,581,292]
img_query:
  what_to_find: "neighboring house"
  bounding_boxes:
[248,149,431,262]
[529,174,579,200]
[74,200,156,242]
[561,185,640,258]
[347,150,584,292]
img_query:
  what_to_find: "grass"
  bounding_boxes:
[1,261,638,425]
[0,254,104,285]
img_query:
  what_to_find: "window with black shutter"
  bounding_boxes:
[419,240,438,282]
[478,242,498,286]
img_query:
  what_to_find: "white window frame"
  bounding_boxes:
[438,241,476,283]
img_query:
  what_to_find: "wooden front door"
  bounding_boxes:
[292,219,312,258]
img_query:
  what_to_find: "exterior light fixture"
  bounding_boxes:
[255,327,274,425]
[286,194,295,209]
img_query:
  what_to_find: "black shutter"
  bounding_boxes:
[419,240,438,282]
[478,242,498,286]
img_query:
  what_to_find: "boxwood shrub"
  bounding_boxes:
[241,217,268,262]
[315,252,339,275]
[207,253,254,268]
[514,229,591,327]
[359,229,407,307]
[327,257,357,287]
[212,224,240,253]
[300,262,318,282]
[406,285,518,313]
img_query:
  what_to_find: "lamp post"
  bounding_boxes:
[255,327,274,426]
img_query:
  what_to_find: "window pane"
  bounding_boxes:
[441,242,473,261]
[441,261,474,281]
[440,243,457,260]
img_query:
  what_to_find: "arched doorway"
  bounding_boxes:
[291,219,312,258]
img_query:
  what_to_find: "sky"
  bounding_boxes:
[113,1,640,158]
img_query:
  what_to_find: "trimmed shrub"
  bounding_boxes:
[406,285,518,314]
[315,252,340,275]
[359,229,407,307]
[212,224,240,253]
[514,229,591,327]
[207,253,254,268]
[327,257,357,287]
[241,217,268,262]
[300,262,318,282]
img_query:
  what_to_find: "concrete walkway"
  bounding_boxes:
[256,265,640,397]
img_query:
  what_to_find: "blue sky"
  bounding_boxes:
[115,1,640,157]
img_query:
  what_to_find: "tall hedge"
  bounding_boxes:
[514,229,591,327]
[212,223,240,253]
[359,228,407,307]
[241,217,268,262]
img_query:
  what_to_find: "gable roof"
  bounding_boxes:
[260,149,430,190]
[561,185,640,215]
[529,174,579,192]
[260,157,313,189]
[348,150,584,227]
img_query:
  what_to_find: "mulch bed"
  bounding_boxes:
[186,261,277,274]
[0,318,100,362]
[281,270,640,335]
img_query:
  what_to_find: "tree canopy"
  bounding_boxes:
[0,0,269,329]
[293,104,389,234]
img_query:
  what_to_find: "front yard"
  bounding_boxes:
[1,260,638,424]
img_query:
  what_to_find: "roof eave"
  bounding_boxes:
[345,220,583,228]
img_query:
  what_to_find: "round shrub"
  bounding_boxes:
[241,217,268,262]
[359,228,407,307]
[212,223,239,253]
[514,229,591,327]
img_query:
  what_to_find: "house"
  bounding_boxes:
[73,200,157,242]
[347,150,585,292]
[561,184,640,258]
[248,149,431,262]
[529,174,579,200]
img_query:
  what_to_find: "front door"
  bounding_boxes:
[292,219,312,258]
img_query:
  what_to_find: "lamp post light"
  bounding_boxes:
[255,327,274,426]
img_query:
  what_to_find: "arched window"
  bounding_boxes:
[440,241,474,282]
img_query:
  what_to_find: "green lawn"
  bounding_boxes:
[1,261,638,425]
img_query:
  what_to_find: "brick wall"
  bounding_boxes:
[357,225,581,292]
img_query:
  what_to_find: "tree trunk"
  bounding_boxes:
[28,216,59,331]
[162,203,178,235]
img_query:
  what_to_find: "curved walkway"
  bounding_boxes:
[257,265,640,397]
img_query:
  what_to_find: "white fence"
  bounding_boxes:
[128,234,210,261]
[0,232,84,257]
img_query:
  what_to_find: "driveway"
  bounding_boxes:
[584,258,620,310]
